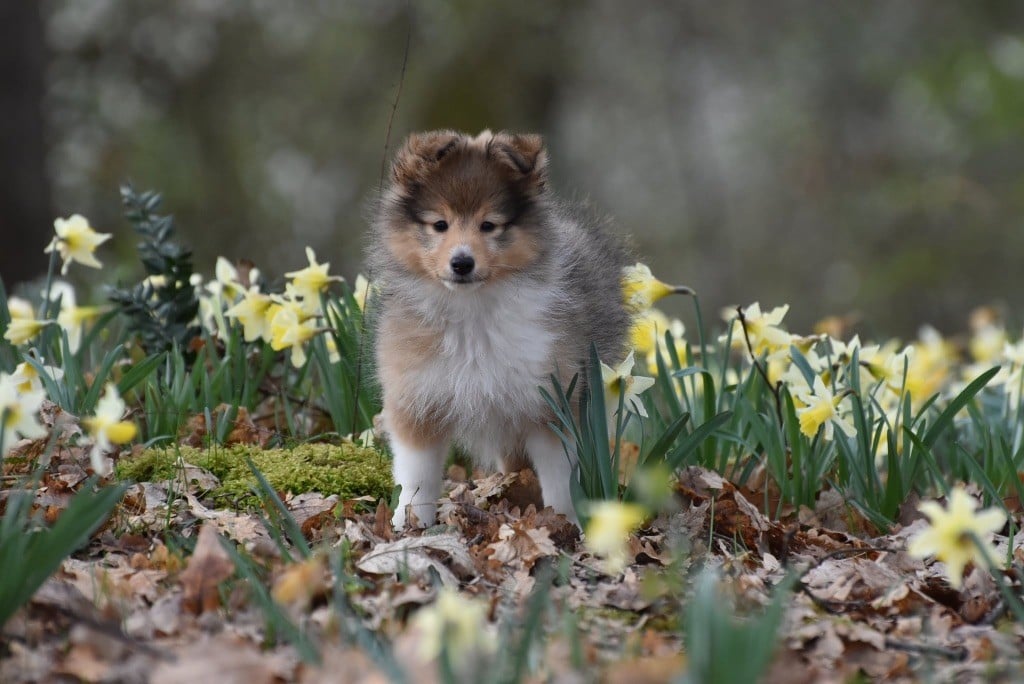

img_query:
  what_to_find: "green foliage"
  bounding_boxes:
[138,329,274,443]
[117,443,393,504]
[680,569,791,684]
[542,340,732,524]
[219,537,321,664]
[109,185,200,358]
[0,475,126,628]
[0,279,17,374]
[312,290,379,437]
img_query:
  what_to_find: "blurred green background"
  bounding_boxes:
[4,1,1024,337]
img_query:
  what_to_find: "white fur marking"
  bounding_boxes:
[399,279,560,461]
[390,434,446,528]
[526,427,579,524]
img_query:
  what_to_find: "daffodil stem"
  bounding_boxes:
[42,247,58,319]
[0,407,8,459]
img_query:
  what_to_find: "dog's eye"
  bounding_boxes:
[480,221,496,233]
[432,220,449,232]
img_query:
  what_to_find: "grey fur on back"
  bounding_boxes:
[545,198,632,373]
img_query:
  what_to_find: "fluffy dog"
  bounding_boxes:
[369,129,630,527]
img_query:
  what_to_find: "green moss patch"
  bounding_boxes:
[116,443,393,504]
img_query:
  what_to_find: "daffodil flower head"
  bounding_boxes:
[3,318,51,346]
[83,383,137,475]
[411,588,496,662]
[6,296,35,320]
[225,287,274,343]
[43,281,102,352]
[794,375,856,441]
[721,303,792,356]
[211,256,247,302]
[601,350,656,427]
[908,486,1006,589]
[622,263,691,312]
[285,247,343,309]
[643,318,688,375]
[44,214,112,275]
[630,308,671,357]
[901,326,956,406]
[969,323,1007,364]
[353,274,371,311]
[584,501,647,574]
[0,373,47,454]
[269,299,320,368]
[11,361,63,394]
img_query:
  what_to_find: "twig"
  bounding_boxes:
[377,0,412,196]
[882,638,967,661]
[736,306,784,426]
[353,0,413,435]
[50,604,176,662]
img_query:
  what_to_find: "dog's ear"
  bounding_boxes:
[489,132,548,188]
[391,130,462,186]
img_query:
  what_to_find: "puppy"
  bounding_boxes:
[369,129,630,527]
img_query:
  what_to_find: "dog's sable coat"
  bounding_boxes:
[369,130,631,527]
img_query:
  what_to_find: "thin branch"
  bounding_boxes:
[882,638,967,661]
[354,1,413,436]
[736,305,783,426]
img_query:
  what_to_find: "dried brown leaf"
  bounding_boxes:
[178,523,235,614]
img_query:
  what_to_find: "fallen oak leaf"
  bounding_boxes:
[486,522,557,571]
[178,523,235,614]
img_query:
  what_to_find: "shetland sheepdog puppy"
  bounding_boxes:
[369,129,631,528]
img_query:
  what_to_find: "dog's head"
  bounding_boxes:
[380,130,549,289]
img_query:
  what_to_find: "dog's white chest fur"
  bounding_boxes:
[406,281,559,462]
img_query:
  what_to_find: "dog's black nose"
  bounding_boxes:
[450,254,475,276]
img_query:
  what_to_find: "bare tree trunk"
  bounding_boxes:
[0,3,49,290]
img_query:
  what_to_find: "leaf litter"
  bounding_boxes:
[3,414,1024,683]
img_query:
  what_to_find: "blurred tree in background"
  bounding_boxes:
[10,1,1024,334]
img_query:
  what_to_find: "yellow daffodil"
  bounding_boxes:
[411,588,496,662]
[6,296,34,320]
[353,274,371,311]
[56,305,104,353]
[44,214,111,275]
[969,324,1007,363]
[601,350,656,425]
[621,263,692,312]
[630,308,671,357]
[4,318,51,346]
[269,300,320,368]
[901,326,955,405]
[0,373,47,453]
[721,303,792,356]
[794,375,856,441]
[225,287,274,343]
[859,341,911,389]
[285,247,343,313]
[82,383,137,475]
[211,257,246,301]
[908,486,1006,589]
[643,317,689,375]
[44,281,105,353]
[584,501,647,574]
[11,361,62,394]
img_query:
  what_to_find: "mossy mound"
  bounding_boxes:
[116,443,393,504]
